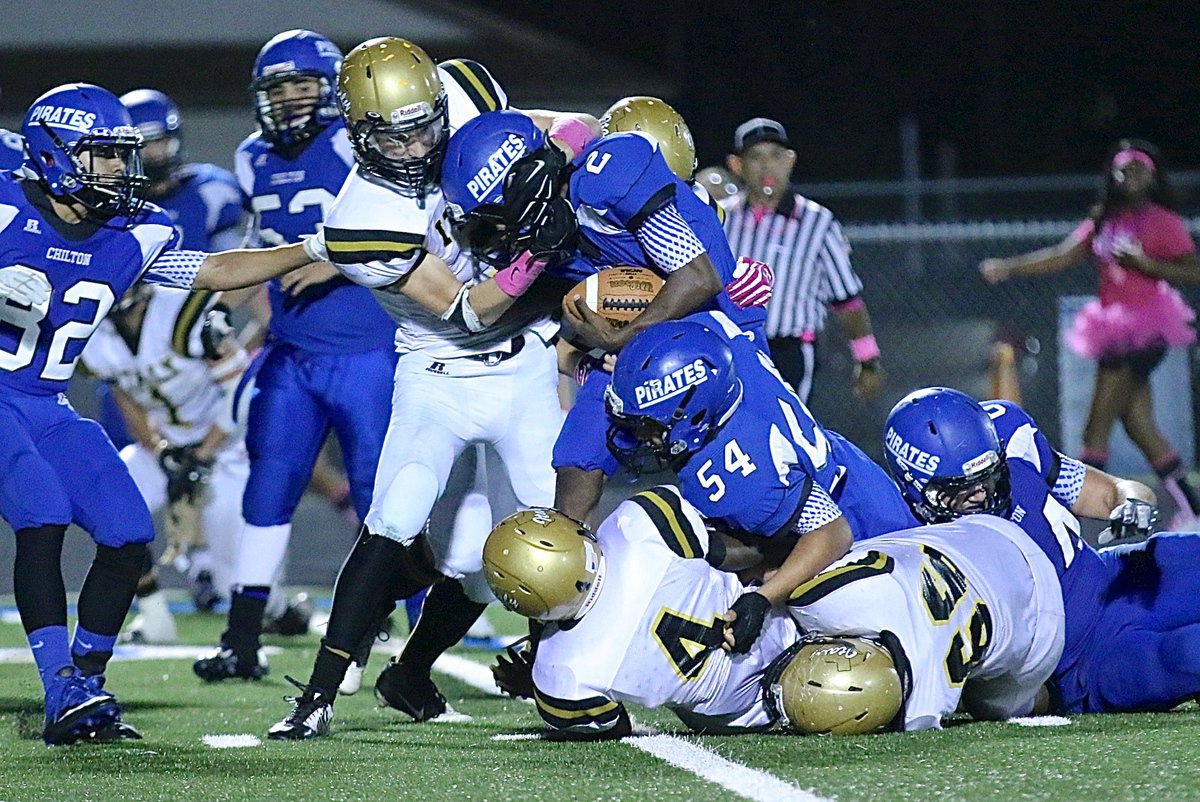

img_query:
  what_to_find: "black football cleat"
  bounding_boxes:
[193,646,269,682]
[374,658,447,721]
[268,676,333,740]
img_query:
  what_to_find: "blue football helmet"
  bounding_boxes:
[604,321,744,475]
[883,387,1012,524]
[251,29,343,151]
[120,89,182,184]
[443,110,572,265]
[22,83,148,220]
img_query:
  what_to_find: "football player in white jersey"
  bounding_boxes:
[266,37,600,739]
[81,284,250,644]
[481,493,1065,737]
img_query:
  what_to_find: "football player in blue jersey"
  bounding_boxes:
[601,315,916,655]
[442,110,772,523]
[884,387,1200,713]
[0,79,327,744]
[191,30,403,684]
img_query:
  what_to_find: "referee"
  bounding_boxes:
[723,118,884,402]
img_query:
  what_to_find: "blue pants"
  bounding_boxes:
[94,382,133,451]
[0,391,154,546]
[1058,532,1200,712]
[241,342,396,526]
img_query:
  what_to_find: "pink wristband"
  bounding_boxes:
[493,251,547,297]
[831,296,866,313]
[850,334,881,363]
[548,118,597,159]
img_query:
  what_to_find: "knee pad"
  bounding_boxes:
[365,461,442,544]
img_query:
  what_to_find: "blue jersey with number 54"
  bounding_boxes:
[676,311,915,540]
[0,172,177,396]
[234,120,394,353]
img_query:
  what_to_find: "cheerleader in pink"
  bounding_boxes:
[981,139,1200,524]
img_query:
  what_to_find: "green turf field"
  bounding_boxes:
[1,606,1199,802]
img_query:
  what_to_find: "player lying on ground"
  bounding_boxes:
[481,489,1063,737]
[884,387,1200,713]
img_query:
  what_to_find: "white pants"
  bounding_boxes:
[121,441,249,598]
[365,336,560,590]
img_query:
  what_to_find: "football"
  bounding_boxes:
[570,267,664,328]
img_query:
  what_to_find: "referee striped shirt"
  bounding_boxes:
[722,191,863,339]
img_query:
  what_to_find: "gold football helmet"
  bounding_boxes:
[600,96,697,180]
[338,37,447,199]
[483,509,603,621]
[767,635,904,735]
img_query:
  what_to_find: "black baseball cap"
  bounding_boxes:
[733,117,789,153]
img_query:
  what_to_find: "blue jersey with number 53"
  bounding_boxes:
[0,173,177,396]
[676,311,915,540]
[234,120,394,353]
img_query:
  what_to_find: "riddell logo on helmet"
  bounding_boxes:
[634,359,709,408]
[467,133,528,202]
[884,427,941,473]
[28,106,97,133]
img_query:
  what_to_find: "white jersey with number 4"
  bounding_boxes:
[788,515,1065,731]
[531,486,800,735]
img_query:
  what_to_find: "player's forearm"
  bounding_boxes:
[756,517,853,605]
[467,279,521,326]
[113,387,158,452]
[193,243,311,291]
[1073,466,1158,519]
[618,258,723,345]
[1133,254,1200,285]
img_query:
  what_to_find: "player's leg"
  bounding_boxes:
[552,368,615,523]
[198,449,252,611]
[43,412,155,741]
[1104,533,1200,632]
[269,356,469,738]
[197,348,329,680]
[1090,619,1200,712]
[118,444,176,644]
[1080,360,1133,467]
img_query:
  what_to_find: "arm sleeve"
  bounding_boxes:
[533,679,626,736]
[634,203,707,274]
[1049,454,1088,509]
[323,224,427,288]
[792,480,844,535]
[141,249,207,290]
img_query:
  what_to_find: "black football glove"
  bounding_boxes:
[159,445,213,504]
[725,591,771,655]
[492,636,535,700]
[525,197,578,261]
[200,305,235,361]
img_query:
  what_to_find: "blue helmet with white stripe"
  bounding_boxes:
[883,387,1011,524]
[22,83,148,220]
[604,320,743,475]
[251,29,343,151]
[120,88,182,183]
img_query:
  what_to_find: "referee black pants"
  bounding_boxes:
[768,336,817,404]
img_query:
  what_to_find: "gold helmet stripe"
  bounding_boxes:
[631,487,702,560]
[788,550,895,607]
[439,59,501,113]
[170,290,214,357]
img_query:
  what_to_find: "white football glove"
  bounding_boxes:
[1098,498,1157,546]
[0,266,52,314]
[301,231,328,263]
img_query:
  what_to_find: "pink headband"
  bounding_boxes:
[1113,148,1156,172]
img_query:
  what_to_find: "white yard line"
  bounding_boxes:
[0,644,282,663]
[433,652,833,802]
[202,734,262,749]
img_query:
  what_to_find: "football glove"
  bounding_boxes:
[1098,498,1158,546]
[725,591,771,655]
[159,444,213,504]
[200,306,236,361]
[492,636,535,700]
[0,265,52,313]
[725,257,775,309]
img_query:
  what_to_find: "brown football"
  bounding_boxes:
[570,267,664,328]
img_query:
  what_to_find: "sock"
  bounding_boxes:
[75,542,147,676]
[28,625,73,692]
[223,586,270,653]
[1080,447,1109,470]
[71,625,118,676]
[13,526,68,635]
[399,580,487,675]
